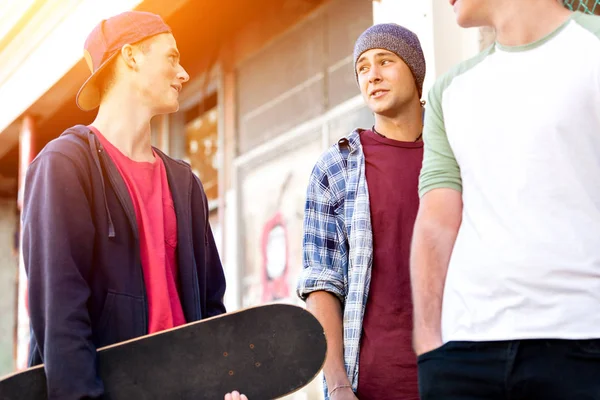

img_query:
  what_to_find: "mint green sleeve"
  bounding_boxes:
[573,12,600,38]
[418,79,462,198]
[574,14,600,90]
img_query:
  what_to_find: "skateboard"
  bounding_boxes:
[0,303,326,400]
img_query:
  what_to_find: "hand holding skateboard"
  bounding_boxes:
[224,390,248,400]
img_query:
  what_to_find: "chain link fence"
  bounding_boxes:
[563,0,600,14]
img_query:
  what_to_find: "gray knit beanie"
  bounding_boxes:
[353,23,426,97]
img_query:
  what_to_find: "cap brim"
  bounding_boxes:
[76,51,120,111]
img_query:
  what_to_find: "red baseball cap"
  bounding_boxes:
[76,11,172,111]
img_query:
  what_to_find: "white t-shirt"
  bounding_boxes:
[419,11,600,342]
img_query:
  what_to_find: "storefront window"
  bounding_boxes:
[183,97,219,205]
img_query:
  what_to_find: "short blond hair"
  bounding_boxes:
[96,39,153,100]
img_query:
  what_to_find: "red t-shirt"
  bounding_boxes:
[356,129,423,400]
[90,126,186,333]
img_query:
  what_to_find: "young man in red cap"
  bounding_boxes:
[21,11,246,400]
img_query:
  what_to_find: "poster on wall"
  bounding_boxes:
[239,136,323,309]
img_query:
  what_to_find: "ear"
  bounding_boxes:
[120,44,137,70]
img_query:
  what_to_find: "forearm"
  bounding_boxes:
[410,190,462,352]
[25,247,100,398]
[27,273,101,399]
[306,291,349,389]
[410,221,455,340]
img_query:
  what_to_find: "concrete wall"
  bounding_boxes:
[373,0,481,95]
[0,199,17,376]
[219,0,328,312]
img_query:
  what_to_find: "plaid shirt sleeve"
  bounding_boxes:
[297,154,348,303]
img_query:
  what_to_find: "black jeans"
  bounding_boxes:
[418,339,600,400]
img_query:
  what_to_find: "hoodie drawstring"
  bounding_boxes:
[88,132,116,238]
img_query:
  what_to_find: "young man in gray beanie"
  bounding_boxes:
[297,23,426,400]
[412,0,600,399]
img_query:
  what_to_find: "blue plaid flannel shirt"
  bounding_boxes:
[297,129,373,399]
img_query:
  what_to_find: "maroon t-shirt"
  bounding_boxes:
[356,129,423,400]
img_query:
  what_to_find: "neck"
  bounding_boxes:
[373,100,423,142]
[91,89,155,162]
[492,0,572,47]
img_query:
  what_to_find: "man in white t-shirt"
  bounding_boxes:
[410,0,600,398]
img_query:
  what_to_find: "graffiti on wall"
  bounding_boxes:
[240,137,322,308]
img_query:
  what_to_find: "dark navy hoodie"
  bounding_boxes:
[21,125,226,399]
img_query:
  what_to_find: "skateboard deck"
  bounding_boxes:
[0,303,326,400]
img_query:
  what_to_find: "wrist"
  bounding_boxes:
[413,324,440,339]
[413,324,441,341]
[329,384,353,397]
[413,335,443,355]
[325,369,351,388]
